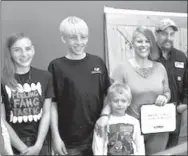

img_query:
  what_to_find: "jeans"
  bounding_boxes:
[178,109,187,144]
[144,132,169,155]
[67,144,93,156]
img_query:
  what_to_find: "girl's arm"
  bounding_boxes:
[50,102,67,155]
[35,98,51,147]
[1,103,28,153]
[22,98,51,155]
[1,118,13,155]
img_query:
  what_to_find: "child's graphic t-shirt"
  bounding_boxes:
[1,67,54,140]
[108,123,134,155]
[92,114,145,155]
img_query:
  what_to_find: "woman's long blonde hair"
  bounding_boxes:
[132,26,160,61]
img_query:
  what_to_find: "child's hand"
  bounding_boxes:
[95,116,109,137]
[52,138,68,155]
[21,144,42,155]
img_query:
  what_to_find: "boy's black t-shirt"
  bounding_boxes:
[48,53,110,148]
[1,67,54,140]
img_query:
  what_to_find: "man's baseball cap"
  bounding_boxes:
[155,18,178,32]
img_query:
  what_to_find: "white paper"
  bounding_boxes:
[140,103,176,134]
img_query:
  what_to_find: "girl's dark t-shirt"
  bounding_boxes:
[1,67,54,139]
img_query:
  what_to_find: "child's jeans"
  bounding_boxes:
[67,144,93,156]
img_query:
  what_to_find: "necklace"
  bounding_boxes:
[16,69,32,85]
[134,63,155,78]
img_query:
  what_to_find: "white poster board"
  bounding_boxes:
[140,103,176,134]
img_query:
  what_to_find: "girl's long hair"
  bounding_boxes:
[2,32,27,88]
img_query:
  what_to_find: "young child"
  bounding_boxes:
[48,16,110,155]
[92,82,145,155]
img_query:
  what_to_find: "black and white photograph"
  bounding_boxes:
[0,1,187,155]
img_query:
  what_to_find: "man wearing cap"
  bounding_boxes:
[155,18,188,148]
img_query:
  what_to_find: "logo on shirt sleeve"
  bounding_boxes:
[91,67,102,74]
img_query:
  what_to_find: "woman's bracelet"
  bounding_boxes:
[163,94,169,101]
[100,114,109,117]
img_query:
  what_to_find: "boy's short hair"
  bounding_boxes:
[105,81,132,106]
[59,16,89,38]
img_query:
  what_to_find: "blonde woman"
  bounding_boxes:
[96,27,171,155]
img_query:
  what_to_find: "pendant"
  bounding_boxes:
[134,67,153,78]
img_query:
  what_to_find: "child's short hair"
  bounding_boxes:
[59,16,89,38]
[105,81,132,106]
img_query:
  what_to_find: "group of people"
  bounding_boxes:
[0,16,187,155]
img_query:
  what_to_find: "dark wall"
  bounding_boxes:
[1,1,187,70]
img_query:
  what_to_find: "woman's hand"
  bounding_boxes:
[95,115,109,137]
[155,95,168,106]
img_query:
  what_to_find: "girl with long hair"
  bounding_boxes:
[1,32,54,155]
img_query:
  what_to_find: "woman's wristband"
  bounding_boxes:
[163,94,169,101]
[100,114,109,117]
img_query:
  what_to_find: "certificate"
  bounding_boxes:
[140,103,176,134]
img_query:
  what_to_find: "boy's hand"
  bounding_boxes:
[95,116,109,137]
[52,138,68,155]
